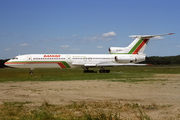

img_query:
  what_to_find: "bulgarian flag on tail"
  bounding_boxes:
[128,38,149,54]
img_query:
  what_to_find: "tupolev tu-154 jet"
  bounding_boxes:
[5,33,174,73]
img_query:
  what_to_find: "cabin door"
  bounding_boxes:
[66,55,71,63]
[26,56,33,69]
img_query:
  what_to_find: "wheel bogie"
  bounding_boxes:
[83,67,110,73]
[84,70,96,73]
[99,70,110,73]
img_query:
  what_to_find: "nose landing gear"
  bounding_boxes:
[29,68,34,74]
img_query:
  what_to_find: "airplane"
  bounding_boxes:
[5,33,174,74]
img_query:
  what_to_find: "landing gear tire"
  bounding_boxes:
[106,70,110,73]
[84,70,95,73]
[99,70,110,73]
[83,67,96,73]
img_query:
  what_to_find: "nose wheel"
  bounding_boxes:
[29,71,33,74]
[29,68,34,74]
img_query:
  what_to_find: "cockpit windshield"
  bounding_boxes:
[12,57,18,60]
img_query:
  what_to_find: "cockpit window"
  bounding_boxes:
[12,57,18,60]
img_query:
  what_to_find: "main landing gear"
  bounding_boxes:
[99,69,110,73]
[83,67,110,73]
[99,67,110,73]
[83,67,96,73]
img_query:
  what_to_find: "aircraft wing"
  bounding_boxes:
[72,63,97,67]
[96,63,147,67]
[72,62,147,67]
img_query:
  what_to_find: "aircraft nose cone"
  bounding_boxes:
[4,60,10,67]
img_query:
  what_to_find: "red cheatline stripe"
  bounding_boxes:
[132,39,149,54]
[6,62,68,68]
[5,62,28,64]
[57,63,66,68]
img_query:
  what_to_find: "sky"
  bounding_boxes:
[0,0,180,59]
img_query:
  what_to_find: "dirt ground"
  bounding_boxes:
[0,74,180,119]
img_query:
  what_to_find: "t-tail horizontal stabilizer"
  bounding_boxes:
[129,33,174,38]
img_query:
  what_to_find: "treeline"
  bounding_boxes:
[0,59,9,68]
[0,55,180,68]
[143,55,180,65]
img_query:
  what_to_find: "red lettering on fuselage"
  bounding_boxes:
[44,55,61,57]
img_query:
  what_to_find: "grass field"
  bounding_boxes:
[0,66,180,120]
[0,66,180,82]
[0,100,158,120]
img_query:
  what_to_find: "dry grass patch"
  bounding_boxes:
[0,100,177,120]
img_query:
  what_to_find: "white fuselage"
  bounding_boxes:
[5,54,146,69]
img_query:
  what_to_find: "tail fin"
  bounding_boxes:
[126,37,149,54]
[109,33,174,54]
